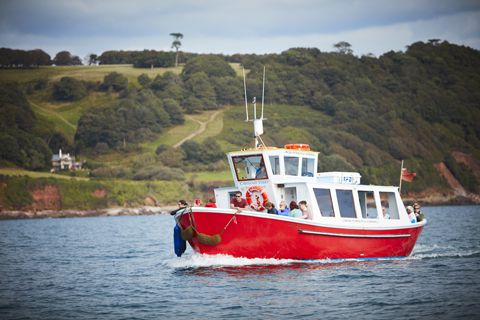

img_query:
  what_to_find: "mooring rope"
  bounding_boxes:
[184,208,239,245]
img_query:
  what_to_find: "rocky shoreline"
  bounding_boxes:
[0,206,177,220]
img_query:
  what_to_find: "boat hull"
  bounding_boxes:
[177,208,425,260]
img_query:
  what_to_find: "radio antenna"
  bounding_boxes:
[261,66,265,119]
[243,67,249,122]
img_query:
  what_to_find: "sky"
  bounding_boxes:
[0,0,479,60]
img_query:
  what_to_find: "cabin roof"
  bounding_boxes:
[227,147,319,156]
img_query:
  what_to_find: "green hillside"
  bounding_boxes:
[0,41,479,209]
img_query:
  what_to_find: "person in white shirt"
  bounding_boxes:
[298,200,313,220]
[406,206,417,223]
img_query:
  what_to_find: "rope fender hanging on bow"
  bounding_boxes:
[179,207,239,246]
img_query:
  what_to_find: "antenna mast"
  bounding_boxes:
[261,66,265,119]
[243,66,266,149]
[243,67,249,122]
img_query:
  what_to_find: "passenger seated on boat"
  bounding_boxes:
[265,202,279,214]
[289,201,302,218]
[298,200,313,220]
[205,199,217,208]
[170,199,188,216]
[278,201,290,216]
[406,206,417,223]
[230,192,248,210]
[413,202,424,222]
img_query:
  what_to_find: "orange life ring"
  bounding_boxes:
[245,186,269,211]
[284,144,310,151]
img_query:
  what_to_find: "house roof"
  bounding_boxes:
[51,154,75,161]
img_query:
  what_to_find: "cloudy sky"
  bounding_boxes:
[1,0,479,59]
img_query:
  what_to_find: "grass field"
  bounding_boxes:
[0,168,89,180]
[0,63,243,84]
[29,91,117,142]
[229,63,245,77]
[0,64,183,84]
[191,109,225,143]
[185,170,233,183]
[141,116,201,151]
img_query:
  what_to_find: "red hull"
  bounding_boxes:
[178,209,425,260]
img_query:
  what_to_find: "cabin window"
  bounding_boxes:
[232,155,268,181]
[336,189,356,218]
[285,156,299,176]
[313,188,334,217]
[269,156,280,175]
[379,191,400,220]
[358,191,377,219]
[301,158,315,177]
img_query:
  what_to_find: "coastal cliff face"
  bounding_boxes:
[29,185,62,211]
[0,175,189,216]
[402,154,480,205]
[452,152,480,182]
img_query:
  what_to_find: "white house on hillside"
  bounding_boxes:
[51,149,82,171]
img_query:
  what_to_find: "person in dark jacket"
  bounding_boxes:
[170,199,188,216]
[413,202,424,222]
[265,202,278,214]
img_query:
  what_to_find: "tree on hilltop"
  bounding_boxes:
[170,32,183,67]
[333,41,353,55]
[53,51,82,65]
[86,53,98,65]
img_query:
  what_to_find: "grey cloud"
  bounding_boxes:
[0,0,479,57]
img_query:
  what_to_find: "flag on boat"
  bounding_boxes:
[401,168,416,182]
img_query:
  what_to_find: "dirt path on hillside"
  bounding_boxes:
[29,100,76,130]
[173,110,221,148]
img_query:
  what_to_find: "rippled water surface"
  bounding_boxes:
[0,206,479,319]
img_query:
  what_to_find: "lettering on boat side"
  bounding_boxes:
[342,218,363,223]
[298,230,411,238]
[362,219,380,223]
[342,218,381,223]
[238,180,269,187]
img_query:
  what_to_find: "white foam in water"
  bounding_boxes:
[167,253,300,269]
[165,243,480,268]
[166,253,409,269]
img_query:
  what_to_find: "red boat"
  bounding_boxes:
[175,68,426,260]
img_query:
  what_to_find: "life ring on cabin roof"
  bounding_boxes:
[284,144,310,151]
[245,186,269,211]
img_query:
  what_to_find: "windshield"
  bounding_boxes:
[232,155,268,181]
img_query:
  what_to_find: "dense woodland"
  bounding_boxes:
[1,41,479,195]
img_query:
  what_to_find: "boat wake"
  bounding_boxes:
[166,253,407,269]
[409,244,480,260]
[165,244,480,269]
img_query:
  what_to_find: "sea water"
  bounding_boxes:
[0,206,479,319]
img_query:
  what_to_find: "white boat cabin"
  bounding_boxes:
[213,144,413,226]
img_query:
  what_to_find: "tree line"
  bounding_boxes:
[0,47,196,68]
[0,48,85,67]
